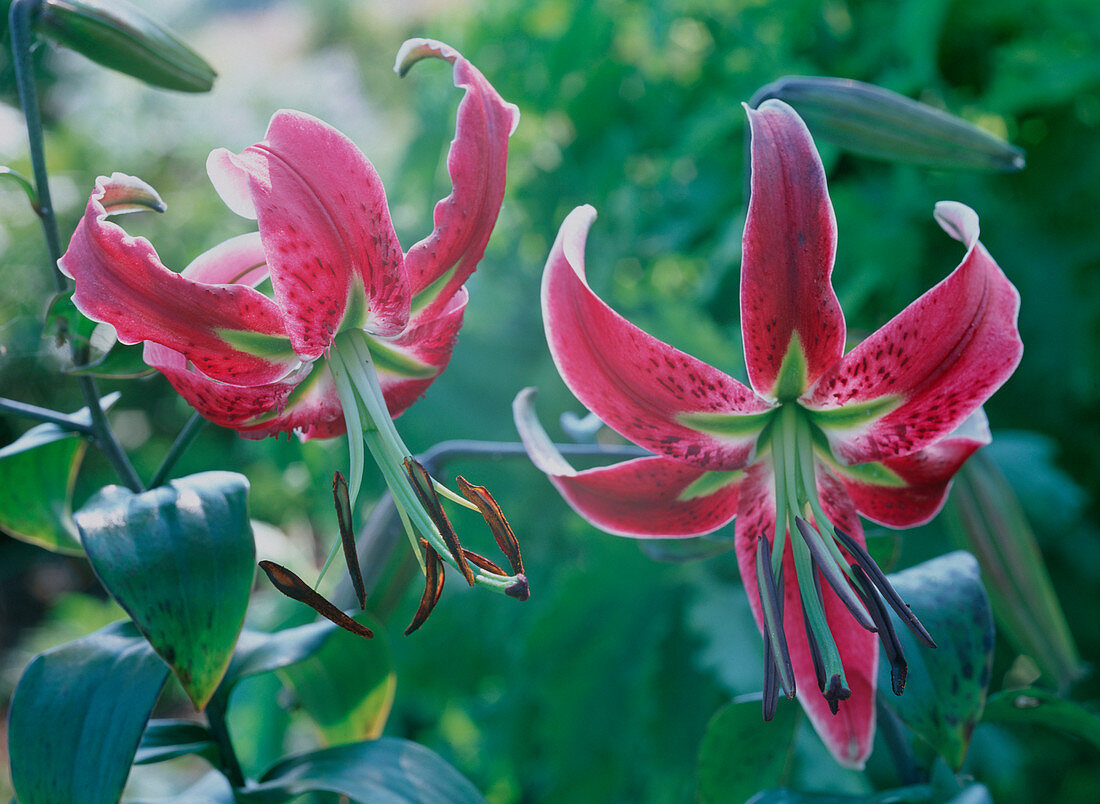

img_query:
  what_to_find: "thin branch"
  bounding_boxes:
[149,412,205,488]
[0,396,94,434]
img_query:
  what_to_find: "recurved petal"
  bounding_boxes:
[375,288,468,418]
[735,462,876,769]
[830,409,990,528]
[398,38,519,313]
[144,343,344,440]
[207,110,409,358]
[514,388,742,536]
[741,101,845,399]
[805,202,1022,464]
[543,206,773,472]
[59,174,300,386]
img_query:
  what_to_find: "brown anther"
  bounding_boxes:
[461,548,508,577]
[332,472,366,609]
[456,476,525,575]
[404,458,475,586]
[405,539,446,636]
[850,563,908,695]
[258,560,373,639]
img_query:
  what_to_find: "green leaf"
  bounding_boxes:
[75,471,255,709]
[239,738,488,803]
[697,698,798,804]
[133,719,219,766]
[981,687,1100,752]
[219,619,341,693]
[279,613,396,744]
[8,620,169,804]
[746,786,935,803]
[0,393,119,554]
[65,339,157,379]
[128,770,237,804]
[878,552,994,770]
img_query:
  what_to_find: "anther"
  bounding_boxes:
[756,536,795,699]
[404,458,475,586]
[457,476,525,575]
[332,472,366,609]
[833,528,936,648]
[850,563,908,695]
[795,517,876,633]
[259,560,373,639]
[405,539,445,635]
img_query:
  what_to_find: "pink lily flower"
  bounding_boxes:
[515,99,1022,767]
[60,39,529,602]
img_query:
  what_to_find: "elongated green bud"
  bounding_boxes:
[34,0,216,92]
[752,76,1024,172]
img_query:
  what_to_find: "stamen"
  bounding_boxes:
[404,458,475,586]
[823,674,851,716]
[756,536,796,698]
[259,560,373,638]
[795,517,877,633]
[333,472,366,609]
[405,539,445,635]
[461,548,508,576]
[802,564,828,691]
[762,636,779,721]
[850,563,908,695]
[833,528,936,648]
[457,476,525,575]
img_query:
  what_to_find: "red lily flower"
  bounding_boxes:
[60,38,517,441]
[515,99,1022,767]
[60,39,529,604]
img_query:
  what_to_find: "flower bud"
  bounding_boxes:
[753,76,1024,172]
[34,0,216,92]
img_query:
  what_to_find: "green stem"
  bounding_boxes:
[149,412,205,488]
[0,396,93,434]
[205,692,246,789]
[10,0,144,493]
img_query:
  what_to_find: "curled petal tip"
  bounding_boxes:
[394,37,458,77]
[933,201,981,248]
[97,172,166,215]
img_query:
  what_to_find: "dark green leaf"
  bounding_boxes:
[65,339,157,379]
[239,738,488,804]
[982,687,1100,752]
[220,619,340,692]
[697,697,798,804]
[0,393,119,554]
[134,719,219,766]
[8,621,169,804]
[279,612,396,744]
[75,471,255,709]
[878,552,994,770]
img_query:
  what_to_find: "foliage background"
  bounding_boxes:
[1,0,1099,800]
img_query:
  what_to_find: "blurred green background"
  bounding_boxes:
[2,0,1099,801]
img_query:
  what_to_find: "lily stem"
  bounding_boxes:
[205,691,247,789]
[149,412,206,488]
[10,0,144,493]
[0,396,94,434]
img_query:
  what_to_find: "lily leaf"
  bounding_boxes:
[697,697,798,804]
[0,392,119,554]
[218,619,342,694]
[981,687,1100,752]
[238,738,488,804]
[877,552,994,770]
[279,612,396,744]
[8,620,169,804]
[133,719,219,766]
[75,471,255,710]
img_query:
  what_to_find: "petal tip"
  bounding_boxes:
[394,37,456,77]
[95,173,166,216]
[933,201,980,248]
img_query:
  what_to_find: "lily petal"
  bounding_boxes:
[207,110,409,356]
[145,343,343,441]
[514,388,742,536]
[374,288,469,418]
[59,174,300,386]
[806,202,1022,464]
[398,38,520,313]
[736,462,876,769]
[830,409,990,528]
[741,101,844,399]
[543,206,773,471]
